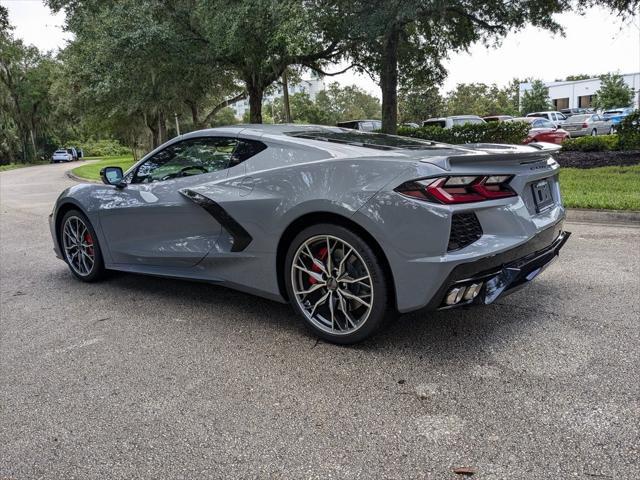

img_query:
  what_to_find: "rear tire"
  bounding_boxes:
[59,209,106,282]
[591,129,597,136]
[284,223,391,344]
[609,126,615,134]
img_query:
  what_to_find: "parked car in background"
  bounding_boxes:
[399,122,420,129]
[526,111,568,127]
[560,108,594,118]
[52,147,83,163]
[51,149,74,163]
[510,117,570,145]
[336,120,382,132]
[483,115,513,122]
[562,114,614,137]
[602,107,634,128]
[423,115,486,128]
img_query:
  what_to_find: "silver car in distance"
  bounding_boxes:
[562,114,614,137]
[49,125,570,344]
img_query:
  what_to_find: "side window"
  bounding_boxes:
[533,119,543,128]
[360,122,374,131]
[229,140,267,168]
[541,119,555,128]
[424,120,446,128]
[132,137,238,184]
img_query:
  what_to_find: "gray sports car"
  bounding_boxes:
[49,125,570,344]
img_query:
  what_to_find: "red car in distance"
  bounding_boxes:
[511,117,570,145]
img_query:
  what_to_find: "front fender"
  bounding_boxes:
[50,184,116,264]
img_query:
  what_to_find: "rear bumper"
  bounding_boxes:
[427,222,570,310]
[565,129,588,137]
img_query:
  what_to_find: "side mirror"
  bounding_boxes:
[100,166,125,187]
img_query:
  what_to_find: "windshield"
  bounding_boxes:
[286,128,440,150]
[452,117,484,126]
[568,115,590,122]
[537,119,556,129]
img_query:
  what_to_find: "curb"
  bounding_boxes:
[566,208,640,226]
[66,170,100,183]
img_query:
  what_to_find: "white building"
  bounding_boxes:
[519,72,639,111]
[232,75,327,119]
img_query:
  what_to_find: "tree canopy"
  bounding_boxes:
[520,80,552,115]
[262,82,381,125]
[330,0,639,133]
[1,0,638,163]
[594,73,634,110]
[0,22,58,162]
[444,82,520,117]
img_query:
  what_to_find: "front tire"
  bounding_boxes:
[59,209,106,282]
[284,224,391,344]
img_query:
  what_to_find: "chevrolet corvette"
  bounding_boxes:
[50,125,570,344]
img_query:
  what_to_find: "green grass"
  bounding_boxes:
[560,165,640,210]
[71,155,136,181]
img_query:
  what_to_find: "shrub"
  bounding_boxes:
[616,110,640,151]
[561,135,619,152]
[396,121,530,145]
[67,138,130,157]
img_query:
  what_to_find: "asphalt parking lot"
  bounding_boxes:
[1,162,639,479]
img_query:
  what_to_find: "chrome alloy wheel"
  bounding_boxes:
[291,234,373,335]
[62,215,95,276]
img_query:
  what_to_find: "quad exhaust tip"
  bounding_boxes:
[445,282,483,306]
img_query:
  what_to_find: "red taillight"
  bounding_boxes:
[395,175,516,204]
[582,123,588,128]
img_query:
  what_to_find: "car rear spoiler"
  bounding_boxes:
[420,142,560,170]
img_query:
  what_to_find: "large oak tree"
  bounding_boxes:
[332,0,640,133]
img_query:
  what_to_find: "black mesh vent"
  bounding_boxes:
[448,213,483,251]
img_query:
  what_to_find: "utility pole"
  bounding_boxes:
[174,113,180,136]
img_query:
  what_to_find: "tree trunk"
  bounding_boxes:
[19,127,34,163]
[21,133,29,163]
[151,128,159,149]
[187,101,202,129]
[158,110,167,143]
[380,27,400,135]
[282,69,292,123]
[29,128,37,162]
[145,113,160,149]
[248,84,264,123]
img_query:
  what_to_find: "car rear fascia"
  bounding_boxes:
[427,224,570,310]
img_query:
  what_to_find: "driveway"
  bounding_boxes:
[1,163,638,479]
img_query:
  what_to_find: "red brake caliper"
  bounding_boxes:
[84,232,94,256]
[308,247,327,284]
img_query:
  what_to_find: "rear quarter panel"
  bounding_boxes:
[190,155,416,300]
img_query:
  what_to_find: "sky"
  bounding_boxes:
[3,0,639,96]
